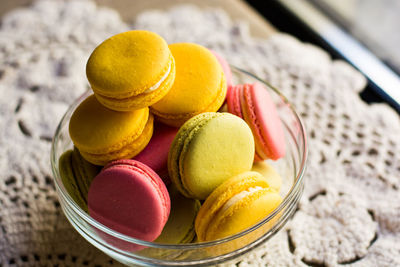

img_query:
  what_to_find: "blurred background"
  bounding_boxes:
[245,0,400,113]
[2,0,400,115]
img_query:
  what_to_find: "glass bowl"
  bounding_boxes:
[50,67,307,266]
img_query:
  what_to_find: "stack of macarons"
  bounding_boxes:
[59,30,287,249]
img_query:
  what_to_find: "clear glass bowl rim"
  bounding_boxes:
[50,65,308,249]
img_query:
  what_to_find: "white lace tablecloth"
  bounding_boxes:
[1,1,400,266]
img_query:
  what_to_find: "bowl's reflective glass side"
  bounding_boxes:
[50,68,307,266]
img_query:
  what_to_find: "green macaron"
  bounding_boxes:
[168,112,255,200]
[59,147,101,211]
[155,185,201,244]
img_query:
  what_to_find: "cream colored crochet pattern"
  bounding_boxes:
[1,1,400,266]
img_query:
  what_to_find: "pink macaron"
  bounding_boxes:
[210,50,233,87]
[88,159,170,250]
[226,82,285,161]
[132,121,178,184]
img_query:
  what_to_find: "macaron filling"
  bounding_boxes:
[219,186,264,214]
[143,62,172,94]
[96,56,174,99]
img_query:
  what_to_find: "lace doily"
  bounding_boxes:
[1,1,400,266]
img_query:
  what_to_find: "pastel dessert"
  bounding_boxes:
[168,112,255,200]
[69,94,153,166]
[195,171,282,242]
[133,121,178,184]
[86,30,175,111]
[251,161,282,192]
[61,28,291,249]
[227,82,286,161]
[88,159,170,246]
[210,50,233,87]
[155,185,201,244]
[151,43,227,127]
[59,147,100,211]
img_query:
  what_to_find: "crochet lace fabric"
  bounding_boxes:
[1,1,399,266]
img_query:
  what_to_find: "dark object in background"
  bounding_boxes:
[245,0,400,114]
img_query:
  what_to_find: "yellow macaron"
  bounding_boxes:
[195,171,282,242]
[69,94,153,165]
[251,161,282,192]
[86,30,175,111]
[151,43,227,127]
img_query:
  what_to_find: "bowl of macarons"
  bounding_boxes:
[51,30,307,266]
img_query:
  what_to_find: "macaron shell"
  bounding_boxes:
[151,43,227,127]
[69,95,149,154]
[59,150,88,211]
[153,80,226,127]
[86,30,172,98]
[168,112,221,198]
[70,147,100,198]
[226,84,243,118]
[251,162,282,192]
[88,160,170,242]
[133,121,178,184]
[94,55,176,111]
[155,185,200,244]
[227,84,273,161]
[103,159,171,221]
[195,171,269,241]
[205,188,282,241]
[79,113,154,166]
[241,83,286,160]
[254,152,263,162]
[179,113,255,199]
